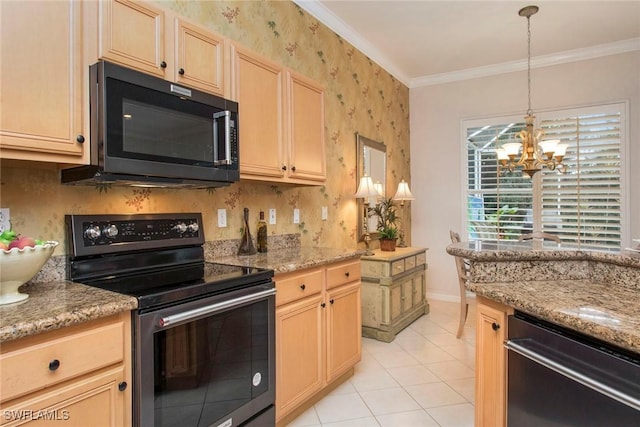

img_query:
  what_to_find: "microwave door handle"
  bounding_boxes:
[213,110,232,166]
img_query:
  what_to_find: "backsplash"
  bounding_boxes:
[0,0,410,255]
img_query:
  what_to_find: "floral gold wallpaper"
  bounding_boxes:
[0,0,411,255]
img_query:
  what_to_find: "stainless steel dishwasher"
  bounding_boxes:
[506,312,640,426]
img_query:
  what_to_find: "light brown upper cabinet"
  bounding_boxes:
[99,0,225,96]
[0,0,89,163]
[231,44,326,185]
[286,71,326,183]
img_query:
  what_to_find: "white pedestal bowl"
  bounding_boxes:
[0,241,58,305]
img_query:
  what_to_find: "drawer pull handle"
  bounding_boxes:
[48,359,60,371]
[344,272,350,277]
[492,322,500,331]
[118,381,128,392]
[300,284,306,290]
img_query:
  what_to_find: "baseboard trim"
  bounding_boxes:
[426,292,476,303]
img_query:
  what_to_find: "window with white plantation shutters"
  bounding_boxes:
[538,104,625,250]
[463,102,627,249]
[465,119,533,241]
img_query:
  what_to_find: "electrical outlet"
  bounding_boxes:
[321,206,328,221]
[0,208,10,233]
[269,209,276,225]
[217,209,227,228]
[293,209,300,224]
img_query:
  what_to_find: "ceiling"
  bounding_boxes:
[294,1,640,87]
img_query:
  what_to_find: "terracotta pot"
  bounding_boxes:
[379,238,397,252]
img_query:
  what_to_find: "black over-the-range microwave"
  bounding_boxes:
[62,61,239,188]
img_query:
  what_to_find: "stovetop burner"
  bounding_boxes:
[66,213,274,311]
[80,261,272,311]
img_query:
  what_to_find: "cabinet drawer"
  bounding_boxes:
[404,256,416,270]
[326,259,361,290]
[391,259,405,276]
[275,268,324,307]
[0,319,125,403]
[416,252,427,266]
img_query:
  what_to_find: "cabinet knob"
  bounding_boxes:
[160,61,167,69]
[491,322,500,331]
[282,165,287,171]
[344,272,350,278]
[321,302,326,308]
[76,134,85,143]
[300,284,306,290]
[179,68,185,75]
[48,359,60,371]
[291,166,296,172]
[118,381,128,392]
[330,299,334,305]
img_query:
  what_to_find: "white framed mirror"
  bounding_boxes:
[356,133,386,241]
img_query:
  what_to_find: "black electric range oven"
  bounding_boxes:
[66,213,275,427]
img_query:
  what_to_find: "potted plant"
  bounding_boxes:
[369,198,399,251]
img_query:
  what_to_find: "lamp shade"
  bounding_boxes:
[393,179,415,201]
[355,175,379,198]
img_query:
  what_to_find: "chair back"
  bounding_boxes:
[449,230,469,281]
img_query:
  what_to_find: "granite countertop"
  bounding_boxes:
[447,240,640,268]
[469,279,640,354]
[1,246,360,344]
[212,247,364,274]
[0,281,137,343]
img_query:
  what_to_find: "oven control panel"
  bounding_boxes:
[66,213,204,257]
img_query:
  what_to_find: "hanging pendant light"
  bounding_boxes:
[496,5,568,177]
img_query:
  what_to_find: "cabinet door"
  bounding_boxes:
[0,0,86,162]
[476,299,508,427]
[412,270,425,309]
[99,0,166,78]
[275,294,324,421]
[389,282,403,323]
[287,71,325,183]
[326,282,361,383]
[232,45,285,180]
[401,279,413,313]
[174,19,224,96]
[1,366,127,427]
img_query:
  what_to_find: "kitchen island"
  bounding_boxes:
[447,240,640,426]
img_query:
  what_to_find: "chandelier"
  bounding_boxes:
[496,5,568,178]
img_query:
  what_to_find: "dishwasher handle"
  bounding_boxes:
[506,339,640,412]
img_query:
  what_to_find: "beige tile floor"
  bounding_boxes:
[286,299,477,427]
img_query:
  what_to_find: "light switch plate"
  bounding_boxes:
[269,209,276,225]
[293,209,300,224]
[0,208,10,233]
[321,206,328,221]
[217,209,227,228]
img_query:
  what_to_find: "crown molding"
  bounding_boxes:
[293,0,411,86]
[410,38,640,88]
[293,1,639,90]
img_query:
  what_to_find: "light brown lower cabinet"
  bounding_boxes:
[0,313,132,426]
[475,296,513,427]
[275,259,362,424]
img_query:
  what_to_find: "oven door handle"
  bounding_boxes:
[506,339,640,412]
[159,287,275,328]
